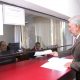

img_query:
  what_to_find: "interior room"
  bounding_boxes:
[0,0,80,80]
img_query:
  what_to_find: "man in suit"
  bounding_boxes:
[52,16,80,80]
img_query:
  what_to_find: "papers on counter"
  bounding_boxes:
[41,57,73,72]
[48,57,72,62]
[34,49,52,57]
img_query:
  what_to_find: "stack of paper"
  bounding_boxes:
[34,49,52,57]
[41,57,73,72]
[48,57,72,63]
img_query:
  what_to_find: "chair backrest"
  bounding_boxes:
[8,43,20,52]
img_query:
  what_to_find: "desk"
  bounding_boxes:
[0,57,74,80]
[0,51,29,64]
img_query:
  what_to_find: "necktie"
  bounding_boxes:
[73,38,77,45]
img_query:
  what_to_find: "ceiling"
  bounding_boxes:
[1,0,69,20]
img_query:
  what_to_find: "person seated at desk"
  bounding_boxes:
[28,42,43,58]
[0,41,17,65]
[32,42,43,51]
[31,42,53,58]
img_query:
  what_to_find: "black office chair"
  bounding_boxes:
[8,43,20,52]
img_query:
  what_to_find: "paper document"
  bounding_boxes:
[34,50,52,57]
[48,57,73,63]
[41,57,73,72]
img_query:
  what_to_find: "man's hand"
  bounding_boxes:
[50,51,58,57]
[64,62,72,68]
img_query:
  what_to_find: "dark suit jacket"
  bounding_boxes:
[58,36,80,71]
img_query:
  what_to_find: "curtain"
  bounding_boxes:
[34,17,67,50]
[35,17,51,48]
[14,25,29,48]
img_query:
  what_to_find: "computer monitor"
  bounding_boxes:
[8,43,20,52]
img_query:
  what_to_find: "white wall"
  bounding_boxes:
[0,25,14,43]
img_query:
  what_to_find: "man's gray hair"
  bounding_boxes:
[69,15,80,25]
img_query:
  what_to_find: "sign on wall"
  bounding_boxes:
[3,4,25,25]
[0,4,3,35]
